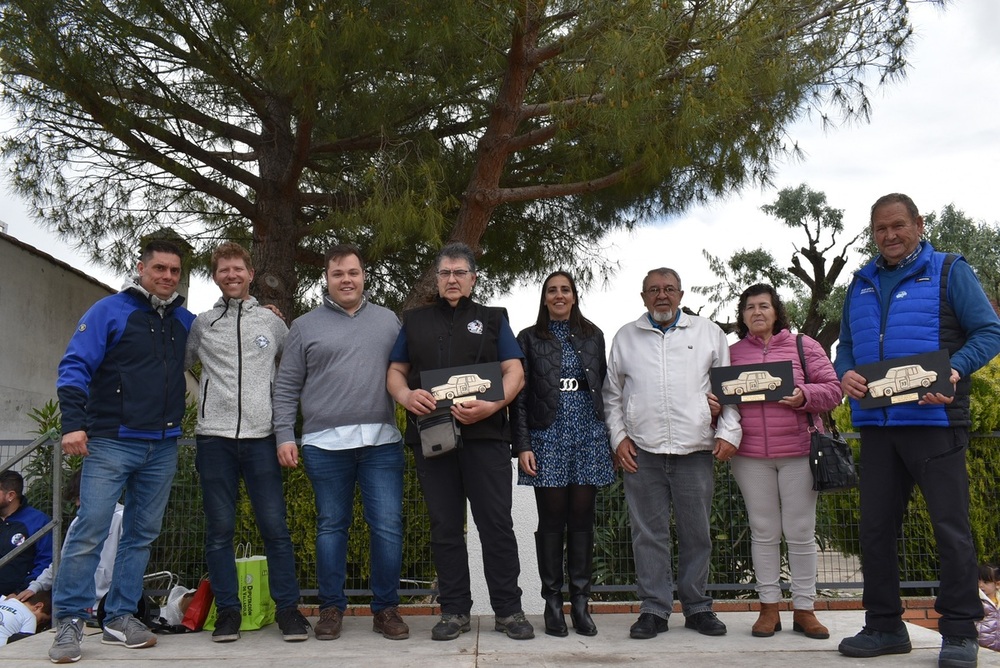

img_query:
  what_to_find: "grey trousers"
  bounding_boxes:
[623,449,714,618]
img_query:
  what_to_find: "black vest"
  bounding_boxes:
[401,297,510,444]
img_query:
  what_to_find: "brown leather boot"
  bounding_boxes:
[792,609,829,639]
[751,602,781,637]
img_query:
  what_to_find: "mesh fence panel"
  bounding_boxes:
[5,435,994,602]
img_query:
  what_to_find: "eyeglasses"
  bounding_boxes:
[644,286,679,296]
[436,269,472,279]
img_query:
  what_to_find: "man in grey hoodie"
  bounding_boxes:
[185,242,309,643]
[272,244,409,642]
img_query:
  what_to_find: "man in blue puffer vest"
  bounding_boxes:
[835,193,1000,668]
[49,239,194,664]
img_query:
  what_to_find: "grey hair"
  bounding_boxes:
[643,267,682,291]
[436,242,477,273]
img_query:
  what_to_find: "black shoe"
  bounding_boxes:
[432,613,471,641]
[838,626,912,658]
[939,635,978,668]
[212,607,242,643]
[684,611,727,636]
[494,611,535,640]
[629,612,668,639]
[276,607,310,642]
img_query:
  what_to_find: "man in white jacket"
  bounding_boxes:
[604,267,741,640]
[185,242,309,643]
[16,471,122,618]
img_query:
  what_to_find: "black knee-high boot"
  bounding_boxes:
[535,531,568,637]
[567,531,597,636]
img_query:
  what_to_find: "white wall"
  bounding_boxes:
[0,234,114,440]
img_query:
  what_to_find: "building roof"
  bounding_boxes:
[0,229,116,293]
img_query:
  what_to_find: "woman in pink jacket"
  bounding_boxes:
[726,284,842,640]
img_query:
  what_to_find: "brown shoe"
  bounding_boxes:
[752,602,781,637]
[314,607,344,640]
[373,607,409,640]
[792,609,829,639]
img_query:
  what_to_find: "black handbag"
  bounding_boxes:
[796,335,858,492]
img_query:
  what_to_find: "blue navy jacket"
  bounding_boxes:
[835,241,1000,427]
[57,286,195,440]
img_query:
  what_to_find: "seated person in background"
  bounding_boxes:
[0,471,53,596]
[0,591,51,646]
[978,564,999,652]
[16,470,123,616]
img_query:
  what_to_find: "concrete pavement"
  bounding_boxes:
[2,610,998,667]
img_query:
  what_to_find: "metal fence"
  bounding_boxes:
[5,435,997,604]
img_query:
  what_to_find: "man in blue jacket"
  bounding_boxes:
[0,471,53,596]
[49,239,195,664]
[835,193,1000,668]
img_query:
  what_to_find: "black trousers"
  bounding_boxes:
[412,438,523,617]
[858,426,982,638]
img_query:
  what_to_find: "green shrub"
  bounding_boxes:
[817,362,1000,584]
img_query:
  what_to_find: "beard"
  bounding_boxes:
[651,308,675,323]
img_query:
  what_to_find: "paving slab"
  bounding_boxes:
[1,611,998,667]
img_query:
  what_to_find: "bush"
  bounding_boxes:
[816,362,1000,585]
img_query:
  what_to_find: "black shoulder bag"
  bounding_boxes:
[417,305,493,458]
[796,334,858,492]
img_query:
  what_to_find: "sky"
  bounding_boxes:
[2,0,998,337]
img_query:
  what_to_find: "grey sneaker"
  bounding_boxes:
[495,611,535,640]
[101,614,157,648]
[939,635,978,668]
[49,617,84,664]
[431,613,471,641]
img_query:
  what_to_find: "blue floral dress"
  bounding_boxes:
[517,320,615,487]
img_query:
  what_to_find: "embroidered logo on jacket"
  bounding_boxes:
[10,532,25,547]
[860,287,875,295]
[255,335,271,349]
[895,291,908,299]
[467,320,484,335]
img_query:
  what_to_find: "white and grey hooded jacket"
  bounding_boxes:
[186,296,288,439]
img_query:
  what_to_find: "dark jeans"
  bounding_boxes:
[412,438,522,617]
[196,435,300,611]
[858,426,982,638]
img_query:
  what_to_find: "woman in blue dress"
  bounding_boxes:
[511,271,615,637]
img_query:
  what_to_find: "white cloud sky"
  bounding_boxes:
[2,0,997,335]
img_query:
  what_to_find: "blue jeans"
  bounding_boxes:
[302,442,404,612]
[623,449,715,618]
[52,437,178,621]
[196,435,300,611]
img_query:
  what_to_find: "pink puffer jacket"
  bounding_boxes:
[729,329,843,459]
[979,589,1000,651]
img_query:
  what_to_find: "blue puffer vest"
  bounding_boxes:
[847,242,968,426]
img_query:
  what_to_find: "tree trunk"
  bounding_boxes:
[402,2,542,310]
[251,100,301,322]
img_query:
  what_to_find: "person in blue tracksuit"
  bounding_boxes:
[835,193,1000,668]
[48,239,194,664]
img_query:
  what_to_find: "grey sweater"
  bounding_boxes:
[186,296,288,439]
[272,295,401,446]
